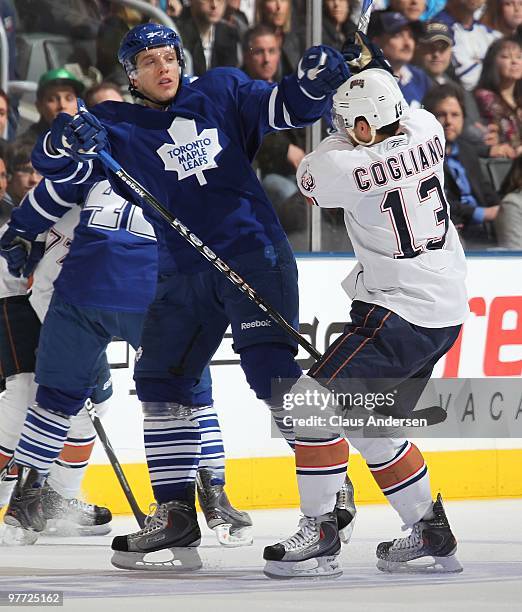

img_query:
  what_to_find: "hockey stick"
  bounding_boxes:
[84,399,147,528]
[98,151,445,426]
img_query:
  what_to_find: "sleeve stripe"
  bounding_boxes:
[28,190,60,222]
[54,163,82,183]
[44,179,75,208]
[283,103,297,128]
[73,161,93,185]
[268,86,280,130]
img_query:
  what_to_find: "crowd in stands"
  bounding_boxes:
[0,0,520,251]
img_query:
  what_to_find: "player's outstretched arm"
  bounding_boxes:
[32,99,107,185]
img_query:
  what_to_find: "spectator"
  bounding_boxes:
[96,11,131,88]
[255,0,303,76]
[475,37,522,157]
[176,0,240,76]
[84,81,125,107]
[322,0,356,50]
[414,21,503,155]
[0,90,8,145]
[434,0,502,91]
[241,26,305,220]
[384,0,446,20]
[16,0,101,39]
[388,0,426,20]
[17,69,83,146]
[495,155,522,248]
[4,142,42,208]
[0,146,9,226]
[368,11,431,107]
[423,84,501,248]
[481,0,522,37]
[224,0,250,38]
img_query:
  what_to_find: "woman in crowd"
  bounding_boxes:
[475,37,522,157]
[481,0,522,38]
[322,0,356,50]
[255,0,303,75]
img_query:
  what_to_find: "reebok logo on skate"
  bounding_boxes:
[157,117,222,186]
[240,319,272,330]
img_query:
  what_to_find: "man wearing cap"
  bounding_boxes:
[17,68,84,146]
[368,10,433,108]
[433,0,501,90]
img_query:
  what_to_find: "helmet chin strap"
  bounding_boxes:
[347,125,377,147]
[128,84,175,109]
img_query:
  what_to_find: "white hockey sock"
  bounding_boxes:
[296,437,349,517]
[14,404,71,475]
[0,479,15,507]
[195,405,225,485]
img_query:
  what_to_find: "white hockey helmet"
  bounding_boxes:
[333,68,409,145]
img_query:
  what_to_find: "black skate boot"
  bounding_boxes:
[41,484,112,536]
[376,493,463,573]
[263,512,342,579]
[335,475,356,544]
[111,498,202,571]
[3,466,46,545]
[196,467,253,547]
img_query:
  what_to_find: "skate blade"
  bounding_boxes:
[339,516,356,545]
[377,553,463,574]
[111,546,203,572]
[213,523,253,547]
[263,555,342,580]
[1,524,39,546]
[44,518,112,537]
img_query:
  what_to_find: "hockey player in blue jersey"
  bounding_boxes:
[0,177,253,547]
[1,23,352,570]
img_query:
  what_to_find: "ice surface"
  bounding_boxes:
[1,499,521,612]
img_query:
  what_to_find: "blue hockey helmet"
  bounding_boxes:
[118,23,185,75]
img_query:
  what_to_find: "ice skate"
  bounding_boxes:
[41,484,112,536]
[111,499,202,571]
[2,467,46,546]
[263,512,342,579]
[376,493,463,574]
[196,467,253,547]
[335,475,356,544]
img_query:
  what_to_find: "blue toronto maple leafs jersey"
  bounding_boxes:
[10,178,157,312]
[32,68,333,274]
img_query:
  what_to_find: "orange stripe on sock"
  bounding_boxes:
[58,441,95,464]
[296,438,349,469]
[0,452,12,470]
[370,443,425,490]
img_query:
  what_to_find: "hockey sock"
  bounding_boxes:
[195,405,225,486]
[358,439,432,527]
[296,437,349,516]
[46,400,109,499]
[14,404,71,476]
[144,408,201,504]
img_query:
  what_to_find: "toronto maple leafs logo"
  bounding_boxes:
[157,117,222,186]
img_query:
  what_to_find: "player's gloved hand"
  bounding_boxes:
[297,45,351,99]
[342,32,394,75]
[49,98,108,162]
[0,226,44,278]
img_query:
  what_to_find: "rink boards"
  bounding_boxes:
[87,254,522,513]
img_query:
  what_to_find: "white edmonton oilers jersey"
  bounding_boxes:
[29,206,80,322]
[297,108,469,328]
[0,225,28,299]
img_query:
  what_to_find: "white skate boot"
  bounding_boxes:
[263,512,342,579]
[376,494,463,574]
[196,468,253,547]
[111,499,202,571]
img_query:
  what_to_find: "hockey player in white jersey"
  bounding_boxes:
[263,38,468,578]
